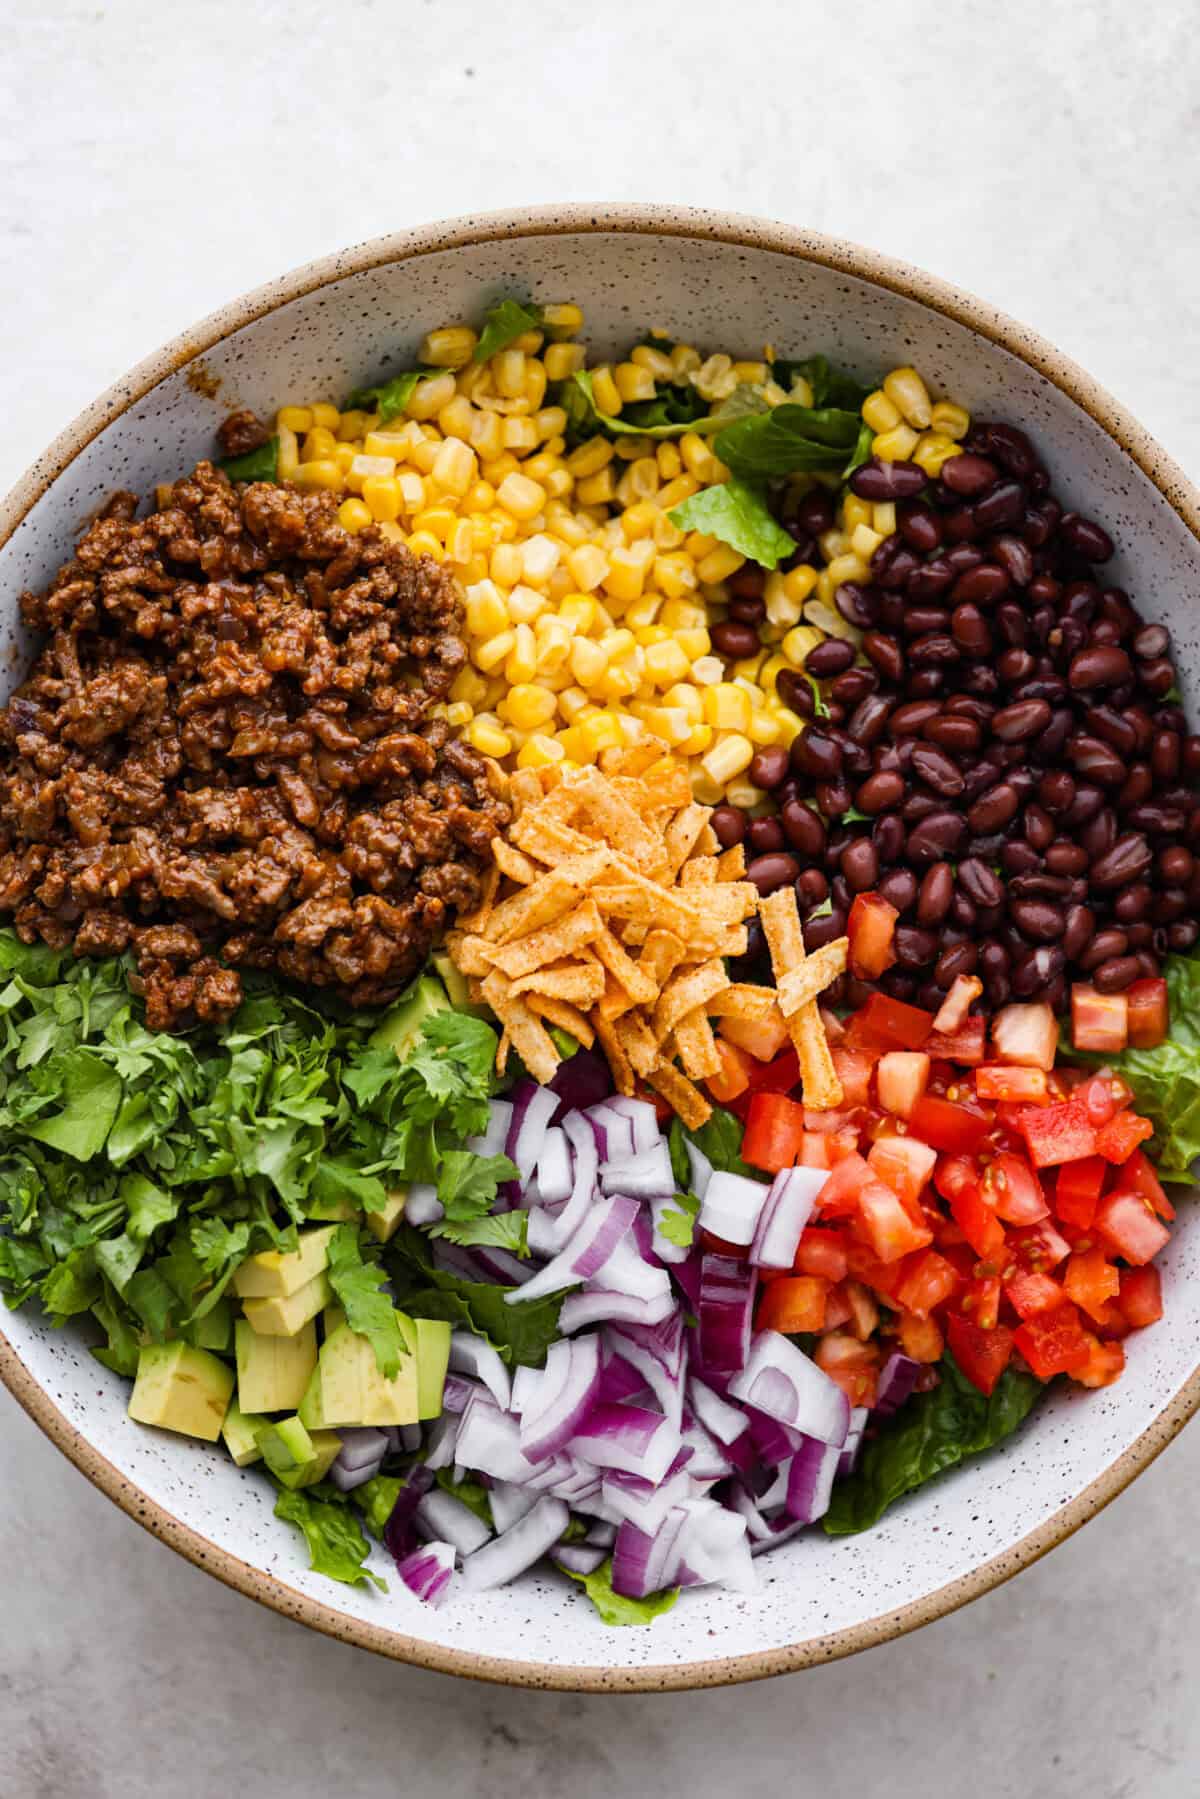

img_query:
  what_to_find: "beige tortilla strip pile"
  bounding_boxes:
[757,889,848,1110]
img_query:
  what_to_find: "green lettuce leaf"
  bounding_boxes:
[24,1050,122,1160]
[345,369,442,425]
[386,1226,561,1365]
[274,1486,386,1590]
[669,479,796,570]
[326,1225,405,1378]
[564,1558,678,1625]
[771,355,871,412]
[218,438,279,483]
[675,1107,764,1184]
[563,370,726,443]
[474,299,543,362]
[354,1475,406,1539]
[823,1354,1043,1536]
[714,402,866,482]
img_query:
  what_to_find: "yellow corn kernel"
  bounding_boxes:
[678,433,717,479]
[300,425,338,463]
[691,654,723,686]
[663,682,704,721]
[406,373,457,419]
[747,711,782,746]
[819,528,850,562]
[702,684,752,733]
[912,432,963,477]
[758,653,788,696]
[363,429,409,461]
[444,700,476,729]
[697,544,746,585]
[523,451,564,487]
[773,706,805,746]
[762,574,801,631]
[850,523,883,560]
[565,544,609,592]
[679,723,715,759]
[450,665,490,708]
[626,343,672,383]
[518,534,560,587]
[658,597,703,631]
[276,425,299,482]
[733,360,768,386]
[621,459,661,504]
[504,622,537,684]
[872,501,897,537]
[556,686,591,724]
[540,301,584,339]
[826,552,871,587]
[420,326,478,369]
[614,362,656,404]
[465,580,509,638]
[569,639,609,689]
[675,627,712,662]
[474,630,515,673]
[485,347,521,398]
[409,438,441,475]
[466,717,512,757]
[873,423,921,463]
[599,665,638,702]
[724,777,766,810]
[310,402,340,432]
[447,519,475,563]
[495,471,548,520]
[588,366,622,415]
[469,409,504,460]
[638,706,692,746]
[656,475,701,515]
[731,656,767,687]
[534,617,572,674]
[534,405,568,443]
[930,401,970,441]
[671,344,702,380]
[842,493,874,533]
[581,713,624,755]
[565,437,614,479]
[501,415,538,455]
[643,639,692,688]
[700,733,754,784]
[413,504,457,542]
[515,733,566,771]
[397,471,426,514]
[429,437,477,498]
[544,341,586,381]
[337,409,373,442]
[437,395,476,443]
[506,585,545,626]
[463,480,495,514]
[483,542,518,589]
[604,543,654,604]
[336,497,372,533]
[334,443,357,475]
[575,468,616,507]
[559,594,597,632]
[278,405,313,434]
[656,441,683,481]
[783,564,819,606]
[862,389,902,433]
[625,593,663,631]
[692,353,737,402]
[407,530,443,559]
[782,624,823,667]
[883,366,933,430]
[294,460,344,492]
[501,684,558,731]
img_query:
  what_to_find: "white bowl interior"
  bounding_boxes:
[2,226,1198,1678]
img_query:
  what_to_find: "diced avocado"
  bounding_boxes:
[366,1186,408,1244]
[194,1296,233,1354]
[323,1304,347,1337]
[235,1317,317,1413]
[369,972,450,1062]
[254,1416,341,1489]
[242,1271,331,1338]
[433,951,483,1015]
[221,1398,267,1467]
[413,1317,451,1420]
[317,1320,420,1426]
[297,1360,324,1429]
[128,1341,234,1443]
[232,1226,338,1300]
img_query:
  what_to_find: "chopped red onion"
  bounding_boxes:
[506,1081,560,1182]
[328,1457,383,1492]
[489,1481,537,1534]
[396,1541,456,1608]
[728,1331,850,1448]
[547,1045,613,1112]
[601,1468,693,1534]
[569,1403,681,1485]
[611,1509,688,1598]
[534,1126,573,1204]
[606,1323,685,1431]
[592,1233,672,1304]
[596,1350,650,1405]
[453,1394,537,1483]
[698,1253,757,1377]
[677,1414,733,1482]
[582,1103,635,1161]
[603,1096,661,1153]
[333,1426,390,1473]
[404,1182,443,1226]
[399,1424,422,1453]
[874,1352,921,1417]
[673,1499,756,1594]
[381,1466,435,1567]
[558,1286,675,1333]
[837,1405,870,1477]
[416,1488,493,1555]
[687,1377,750,1447]
[553,1542,608,1576]
[519,1336,602,1464]
[467,1099,513,1159]
[698,1170,769,1246]
[749,1167,828,1269]
[599,1143,674,1198]
[784,1436,842,1524]
[460,1497,570,1593]
[473,1246,535,1286]
[585,1520,617,1548]
[684,1140,714,1199]
[506,1191,639,1304]
[647,1194,691,1265]
[421,1411,461,1471]
[448,1330,512,1411]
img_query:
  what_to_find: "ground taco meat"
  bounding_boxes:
[0,461,507,1029]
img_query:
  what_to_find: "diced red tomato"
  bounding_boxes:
[991,1002,1058,1072]
[758,1274,828,1334]
[844,1238,904,1299]
[1126,977,1169,1050]
[814,1332,880,1406]
[975,1064,1048,1103]
[842,1279,879,1340]
[718,1005,791,1063]
[1118,1264,1163,1329]
[932,973,983,1036]
[820,1007,846,1046]
[1054,1155,1107,1229]
[946,1178,1006,1261]
[909,1093,991,1156]
[1095,1110,1154,1165]
[798,1132,832,1170]
[1013,1302,1091,1377]
[828,1125,863,1164]
[794,1226,849,1281]
[741,1090,806,1174]
[1089,1298,1133,1340]
[962,1272,1002,1330]
[745,1046,800,1094]
[867,1134,937,1208]
[855,1177,935,1263]
[926,1017,986,1065]
[898,1310,944,1362]
[1075,1072,1129,1129]
[946,1313,1014,1394]
[848,992,935,1051]
[706,1037,753,1104]
[816,1151,872,1217]
[981,1151,1049,1225]
[1004,1267,1066,1320]
[830,1048,876,1110]
[1008,1217,1072,1272]
[1016,1096,1098,1168]
[876,1050,931,1119]
[1062,1245,1121,1322]
[803,1105,860,1136]
[1094,1188,1171,1266]
[1075,1332,1126,1387]
[1111,1149,1174,1221]
[933,1154,978,1204]
[1071,984,1129,1054]
[823,1283,853,1330]
[847,891,899,979]
[895,1248,961,1318]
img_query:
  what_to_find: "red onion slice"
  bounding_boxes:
[332,1426,390,1473]
[505,1191,639,1304]
[599,1143,675,1198]
[582,1103,635,1161]
[784,1435,842,1524]
[728,1331,850,1447]
[519,1336,603,1464]
[453,1394,537,1483]
[448,1330,512,1411]
[698,1253,758,1378]
[749,1167,828,1269]
[506,1081,560,1182]
[611,1509,689,1599]
[416,1488,493,1555]
[421,1411,461,1471]
[673,1499,756,1594]
[874,1352,921,1416]
[601,1468,693,1535]
[553,1542,608,1576]
[698,1170,770,1247]
[460,1496,570,1593]
[603,1096,662,1153]
[569,1402,682,1485]
[534,1126,573,1204]
[558,1286,675,1333]
[396,1541,456,1608]
[687,1377,750,1447]
[467,1098,513,1159]
[489,1481,537,1534]
[837,1405,870,1477]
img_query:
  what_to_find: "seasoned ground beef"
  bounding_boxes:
[0,461,507,1029]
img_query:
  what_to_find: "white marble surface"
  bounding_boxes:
[1,1,1198,1792]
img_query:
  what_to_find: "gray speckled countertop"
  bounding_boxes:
[2,2,1199,1792]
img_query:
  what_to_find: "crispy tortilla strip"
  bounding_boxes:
[526,993,596,1050]
[592,924,658,1006]
[594,1014,636,1095]
[509,808,596,866]
[715,843,746,880]
[694,823,719,856]
[759,886,807,967]
[693,925,749,961]
[679,857,717,888]
[589,871,703,938]
[706,983,780,1022]
[509,960,607,1005]
[507,770,544,816]
[484,848,612,943]
[495,1029,511,1076]
[492,838,539,884]
[653,960,729,1043]
[611,741,664,779]
[485,898,606,979]
[451,934,494,977]
[758,889,842,1109]
[776,939,850,1017]
[691,881,759,922]
[638,928,688,991]
[673,1007,723,1081]
[628,761,693,811]
[597,970,638,1022]
[645,1056,711,1129]
[480,971,560,1084]
[568,768,665,874]
[664,803,712,875]
[456,863,500,935]
[614,1008,660,1078]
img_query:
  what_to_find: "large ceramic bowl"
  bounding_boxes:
[1,205,1197,1690]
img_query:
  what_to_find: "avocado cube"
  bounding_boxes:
[242,1271,331,1338]
[413,1317,452,1420]
[232,1226,338,1300]
[235,1317,317,1414]
[128,1342,234,1443]
[221,1398,267,1467]
[255,1416,341,1489]
[297,1359,324,1429]
[369,972,450,1062]
[194,1296,233,1354]
[317,1321,420,1426]
[433,951,484,1015]
[366,1187,408,1245]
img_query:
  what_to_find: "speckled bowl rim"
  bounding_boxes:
[1,203,1198,1692]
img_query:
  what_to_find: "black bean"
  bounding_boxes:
[878,867,918,913]
[957,858,1004,909]
[1044,840,1089,877]
[795,869,829,912]
[992,698,1052,741]
[1159,845,1194,885]
[804,909,849,952]
[902,606,952,638]
[1084,705,1138,756]
[1138,657,1176,698]
[746,852,803,896]
[1113,883,1153,924]
[748,817,786,855]
[1068,734,1126,786]
[780,800,826,858]
[1127,802,1187,835]
[1089,833,1153,891]
[941,452,1000,496]
[1012,900,1064,943]
[748,746,790,791]
[908,633,961,667]
[1031,707,1075,763]
[847,694,894,746]
[871,537,923,590]
[777,670,816,718]
[816,779,853,819]
[1062,904,1095,960]
[711,805,746,848]
[728,594,766,623]
[1152,890,1189,924]
[952,565,1010,609]
[856,770,905,814]
[917,861,955,926]
[894,925,939,967]
[906,811,968,866]
[998,648,1035,684]
[1094,955,1141,993]
[791,729,843,779]
[711,619,761,659]
[1023,804,1056,852]
[836,583,880,629]
[936,942,979,987]
[1061,783,1105,827]
[805,638,855,678]
[849,457,928,500]
[872,813,906,864]
[1060,513,1115,562]
[923,714,982,755]
[1151,731,1182,783]
[910,743,965,797]
[996,602,1028,649]
[831,668,879,707]
[890,700,943,736]
[1168,920,1200,952]
[1038,769,1076,813]
[1002,840,1042,876]
[907,558,957,603]
[967,782,1019,834]
[1133,623,1170,659]
[1068,645,1134,690]
[991,534,1034,586]
[898,501,943,552]
[862,631,905,682]
[1012,945,1065,996]
[974,480,1025,531]
[839,838,878,893]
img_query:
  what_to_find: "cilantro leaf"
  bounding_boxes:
[669,479,796,570]
[326,1225,405,1378]
[436,1150,519,1221]
[274,1485,386,1591]
[658,1191,700,1249]
[24,1050,122,1161]
[563,1558,678,1625]
[428,1211,530,1255]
